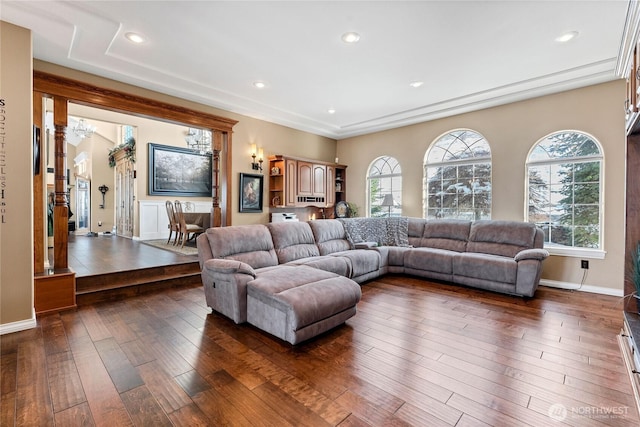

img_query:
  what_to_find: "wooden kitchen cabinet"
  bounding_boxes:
[268,155,345,209]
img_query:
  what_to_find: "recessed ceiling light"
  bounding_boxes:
[555,31,579,43]
[253,81,267,89]
[327,109,336,114]
[341,32,361,44]
[409,81,424,88]
[124,32,145,44]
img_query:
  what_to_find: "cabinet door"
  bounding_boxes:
[312,164,326,196]
[285,159,297,206]
[297,161,313,196]
[326,165,335,206]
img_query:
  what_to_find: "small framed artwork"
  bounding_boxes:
[239,173,263,213]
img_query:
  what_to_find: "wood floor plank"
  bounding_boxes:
[206,369,295,426]
[54,402,95,427]
[1,391,16,427]
[167,403,213,427]
[174,369,212,397]
[40,313,71,355]
[120,385,173,427]
[94,337,145,393]
[46,350,86,413]
[68,334,133,426]
[191,388,254,426]
[252,380,333,427]
[14,338,54,426]
[393,401,458,427]
[136,360,193,413]
[78,306,113,342]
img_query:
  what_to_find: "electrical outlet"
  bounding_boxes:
[581,259,589,269]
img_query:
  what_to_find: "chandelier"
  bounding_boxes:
[72,118,96,139]
[185,128,212,153]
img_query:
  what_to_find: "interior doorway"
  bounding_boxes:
[75,178,90,235]
[115,152,134,237]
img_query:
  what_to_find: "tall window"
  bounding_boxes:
[527,131,603,253]
[121,125,134,144]
[424,129,492,220]
[367,156,402,217]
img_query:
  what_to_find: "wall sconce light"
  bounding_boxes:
[251,143,264,173]
[98,184,109,209]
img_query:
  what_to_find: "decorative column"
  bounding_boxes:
[211,130,223,228]
[53,98,69,270]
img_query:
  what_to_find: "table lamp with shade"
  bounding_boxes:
[381,194,394,217]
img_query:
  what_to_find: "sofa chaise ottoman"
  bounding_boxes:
[196,223,362,344]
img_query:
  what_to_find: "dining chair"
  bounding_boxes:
[165,200,180,245]
[174,200,204,248]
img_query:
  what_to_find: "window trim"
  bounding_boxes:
[525,129,605,253]
[424,128,492,220]
[366,156,402,218]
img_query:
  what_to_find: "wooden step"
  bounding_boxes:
[75,261,202,305]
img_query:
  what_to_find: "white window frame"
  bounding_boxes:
[366,156,402,218]
[424,129,492,220]
[525,130,605,259]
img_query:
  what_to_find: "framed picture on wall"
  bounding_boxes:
[148,143,212,197]
[239,173,263,213]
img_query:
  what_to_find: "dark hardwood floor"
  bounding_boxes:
[63,233,197,277]
[2,269,637,426]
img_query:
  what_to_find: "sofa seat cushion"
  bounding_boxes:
[267,222,320,263]
[453,252,517,284]
[331,250,381,278]
[285,255,351,277]
[404,247,456,274]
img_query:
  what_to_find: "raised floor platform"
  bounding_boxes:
[49,233,202,307]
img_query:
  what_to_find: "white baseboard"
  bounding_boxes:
[540,279,623,297]
[0,309,37,335]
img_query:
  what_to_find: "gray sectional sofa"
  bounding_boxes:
[196,217,548,344]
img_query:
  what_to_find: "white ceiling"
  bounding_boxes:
[1,1,629,139]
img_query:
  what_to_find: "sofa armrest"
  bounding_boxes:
[514,248,549,262]
[354,241,378,249]
[203,259,256,277]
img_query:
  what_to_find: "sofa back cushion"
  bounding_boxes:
[205,224,278,268]
[267,221,320,263]
[407,218,426,247]
[339,217,410,248]
[308,220,351,255]
[420,220,471,252]
[466,220,537,257]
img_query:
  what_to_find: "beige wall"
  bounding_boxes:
[0,22,34,327]
[337,80,626,293]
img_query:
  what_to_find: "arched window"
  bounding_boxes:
[526,131,603,254]
[424,129,492,220]
[367,156,402,217]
